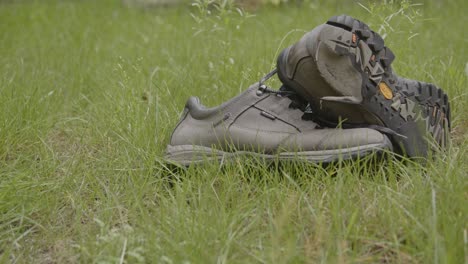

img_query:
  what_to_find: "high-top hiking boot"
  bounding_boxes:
[165,80,392,166]
[276,15,451,158]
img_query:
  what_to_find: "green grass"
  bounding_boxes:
[0,0,467,263]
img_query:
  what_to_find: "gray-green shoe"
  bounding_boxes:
[276,15,450,158]
[165,82,392,165]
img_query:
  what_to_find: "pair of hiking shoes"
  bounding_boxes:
[166,15,451,165]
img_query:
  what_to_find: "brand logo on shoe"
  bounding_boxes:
[379,81,393,100]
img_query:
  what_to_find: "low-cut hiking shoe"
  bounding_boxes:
[165,81,392,166]
[276,14,451,158]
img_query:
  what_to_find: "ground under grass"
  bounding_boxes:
[0,0,467,263]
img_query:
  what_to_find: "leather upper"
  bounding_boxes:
[169,83,389,153]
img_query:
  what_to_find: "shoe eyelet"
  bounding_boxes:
[256,84,267,96]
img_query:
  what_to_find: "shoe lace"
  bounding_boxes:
[256,84,297,96]
[258,69,308,110]
[258,68,406,138]
[258,68,294,95]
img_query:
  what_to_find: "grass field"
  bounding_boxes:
[0,0,467,263]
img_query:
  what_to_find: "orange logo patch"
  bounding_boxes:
[379,82,393,100]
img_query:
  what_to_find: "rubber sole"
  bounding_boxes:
[324,15,450,157]
[277,15,451,157]
[165,139,392,166]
